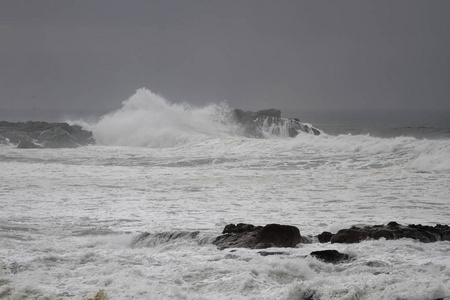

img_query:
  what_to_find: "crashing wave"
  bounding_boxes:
[89,88,321,147]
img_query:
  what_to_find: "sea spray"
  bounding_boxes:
[92,88,236,148]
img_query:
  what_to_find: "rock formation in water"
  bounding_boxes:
[213,221,449,250]
[232,109,320,138]
[318,222,450,244]
[0,121,95,148]
[213,223,302,250]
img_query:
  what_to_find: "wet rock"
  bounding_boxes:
[213,223,302,250]
[318,231,333,243]
[318,222,450,244]
[0,121,95,148]
[310,250,350,264]
[223,223,259,234]
[331,228,369,244]
[231,109,320,138]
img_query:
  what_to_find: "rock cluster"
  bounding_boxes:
[212,221,449,264]
[318,222,450,244]
[0,121,95,148]
[232,109,320,138]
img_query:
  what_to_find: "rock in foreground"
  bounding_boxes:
[213,223,302,250]
[318,222,450,244]
[0,121,95,148]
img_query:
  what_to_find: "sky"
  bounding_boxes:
[1,0,450,120]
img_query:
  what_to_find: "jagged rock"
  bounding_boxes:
[317,222,450,244]
[310,250,350,263]
[0,121,95,148]
[231,109,320,138]
[213,223,302,250]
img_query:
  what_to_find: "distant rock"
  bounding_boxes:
[213,223,302,250]
[310,250,350,264]
[232,109,320,138]
[317,222,450,244]
[0,121,95,148]
[17,140,42,149]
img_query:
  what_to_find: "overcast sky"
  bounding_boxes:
[1,0,450,119]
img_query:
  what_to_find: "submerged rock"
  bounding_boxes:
[0,121,95,148]
[317,222,450,244]
[213,223,302,250]
[232,109,320,138]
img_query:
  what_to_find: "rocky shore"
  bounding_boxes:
[0,121,95,148]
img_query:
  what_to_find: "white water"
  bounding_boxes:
[1,89,450,299]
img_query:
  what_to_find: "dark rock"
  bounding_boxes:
[213,223,302,250]
[223,223,259,234]
[0,121,95,148]
[231,109,320,138]
[318,231,333,243]
[331,228,368,244]
[310,250,350,264]
[324,222,450,244]
[255,224,301,247]
[371,229,395,240]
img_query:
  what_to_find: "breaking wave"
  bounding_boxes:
[92,88,235,147]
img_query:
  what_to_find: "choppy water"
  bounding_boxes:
[1,89,450,299]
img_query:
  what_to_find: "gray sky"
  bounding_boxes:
[1,0,450,119]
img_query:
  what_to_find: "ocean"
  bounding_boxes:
[1,89,450,299]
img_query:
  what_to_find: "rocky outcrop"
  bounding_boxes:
[318,222,450,244]
[232,109,320,138]
[0,121,95,148]
[213,223,302,250]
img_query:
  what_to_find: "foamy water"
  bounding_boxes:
[1,89,450,299]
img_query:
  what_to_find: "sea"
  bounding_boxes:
[1,89,450,299]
